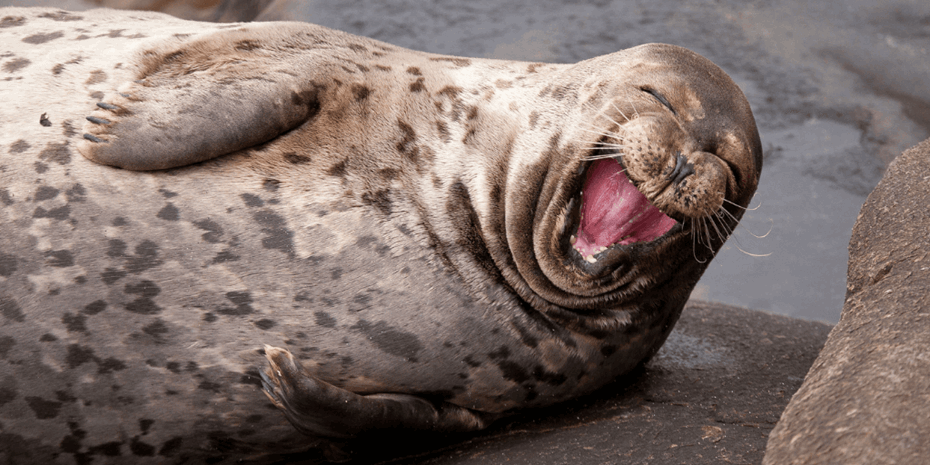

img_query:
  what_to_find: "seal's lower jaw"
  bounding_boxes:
[568,158,678,266]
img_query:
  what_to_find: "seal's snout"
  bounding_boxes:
[668,152,695,186]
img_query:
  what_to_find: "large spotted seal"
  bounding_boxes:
[0,7,761,462]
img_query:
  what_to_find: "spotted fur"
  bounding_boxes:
[0,7,761,462]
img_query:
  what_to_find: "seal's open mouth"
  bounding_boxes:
[571,159,677,262]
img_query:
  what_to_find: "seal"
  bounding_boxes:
[0,7,761,461]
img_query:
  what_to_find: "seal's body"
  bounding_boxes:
[0,7,761,462]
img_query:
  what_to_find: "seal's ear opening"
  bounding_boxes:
[78,24,333,171]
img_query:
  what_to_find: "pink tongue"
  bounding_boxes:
[573,159,677,257]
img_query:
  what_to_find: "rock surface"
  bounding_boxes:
[763,138,930,465]
[259,301,830,464]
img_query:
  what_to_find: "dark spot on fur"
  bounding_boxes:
[166,362,180,374]
[39,11,83,21]
[142,320,169,342]
[156,203,179,221]
[61,120,76,137]
[361,189,392,215]
[66,184,85,202]
[212,250,239,263]
[528,111,539,129]
[107,239,127,257]
[235,39,260,51]
[158,189,177,199]
[45,249,74,267]
[98,357,127,374]
[101,268,127,285]
[429,57,472,67]
[197,379,221,393]
[124,280,162,315]
[62,313,87,333]
[1,298,25,323]
[40,333,57,342]
[193,219,223,243]
[410,77,426,92]
[406,67,422,76]
[159,437,183,457]
[0,16,26,28]
[218,291,255,316]
[0,188,13,206]
[330,268,343,280]
[511,320,539,349]
[22,31,64,44]
[203,312,218,323]
[488,346,511,360]
[351,83,371,101]
[240,193,264,207]
[26,396,62,419]
[138,419,154,435]
[0,336,14,359]
[88,441,123,457]
[436,121,451,143]
[283,152,311,164]
[396,120,419,163]
[130,438,155,457]
[253,210,295,257]
[9,139,29,153]
[351,320,423,362]
[34,162,49,173]
[254,319,276,330]
[314,311,336,328]
[0,253,17,277]
[66,344,95,369]
[122,241,160,272]
[533,365,567,386]
[52,63,64,75]
[2,57,30,73]
[378,167,399,181]
[497,360,530,383]
[327,160,348,177]
[263,179,280,191]
[0,381,17,407]
[463,355,482,367]
[82,300,107,315]
[33,204,70,220]
[34,185,59,201]
[38,141,70,164]
[112,217,127,226]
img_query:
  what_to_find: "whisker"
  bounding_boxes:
[576,126,624,140]
[610,102,633,123]
[723,198,762,212]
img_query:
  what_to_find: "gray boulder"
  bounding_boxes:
[764,138,930,465]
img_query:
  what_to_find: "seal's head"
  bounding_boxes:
[507,43,762,331]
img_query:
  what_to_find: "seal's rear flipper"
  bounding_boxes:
[260,345,492,438]
[78,24,331,171]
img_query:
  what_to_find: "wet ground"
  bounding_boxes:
[6,0,929,322]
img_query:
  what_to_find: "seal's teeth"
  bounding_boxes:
[585,254,596,264]
[570,235,577,245]
[597,246,607,253]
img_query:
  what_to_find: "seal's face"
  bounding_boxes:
[516,46,761,322]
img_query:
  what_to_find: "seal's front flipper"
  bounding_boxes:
[78,25,326,171]
[260,346,492,438]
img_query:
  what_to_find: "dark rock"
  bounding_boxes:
[764,138,930,465]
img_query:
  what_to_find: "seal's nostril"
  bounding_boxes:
[669,152,695,185]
